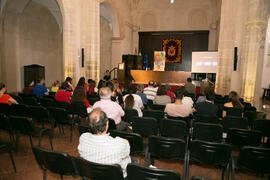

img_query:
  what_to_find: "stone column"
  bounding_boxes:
[241,0,267,105]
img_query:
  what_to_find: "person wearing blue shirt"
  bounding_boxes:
[136,84,148,105]
[33,78,48,98]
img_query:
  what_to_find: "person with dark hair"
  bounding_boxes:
[0,82,18,105]
[71,77,90,111]
[33,78,48,98]
[143,80,158,100]
[123,85,144,117]
[164,87,192,117]
[153,85,171,105]
[54,82,73,103]
[184,77,196,94]
[97,80,106,90]
[62,77,74,91]
[223,91,244,117]
[103,70,111,81]
[23,80,34,95]
[78,108,131,177]
[124,95,134,109]
[194,87,218,116]
[87,79,97,95]
[165,84,175,102]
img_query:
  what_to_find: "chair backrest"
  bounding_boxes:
[10,104,32,118]
[143,109,164,124]
[160,119,187,139]
[0,103,10,115]
[254,119,270,138]
[226,128,262,147]
[71,102,87,117]
[29,105,49,122]
[189,140,231,167]
[74,157,125,180]
[127,163,181,180]
[0,113,12,132]
[194,114,219,124]
[110,130,143,154]
[237,146,270,173]
[22,97,39,106]
[223,107,244,117]
[9,115,35,134]
[54,101,73,113]
[48,107,70,124]
[123,109,138,124]
[149,136,186,160]
[222,116,248,132]
[151,104,166,111]
[40,98,55,108]
[167,115,191,127]
[32,146,77,176]
[131,117,157,137]
[192,122,223,143]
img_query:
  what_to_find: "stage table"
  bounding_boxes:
[130,70,191,85]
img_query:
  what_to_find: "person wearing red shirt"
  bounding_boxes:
[54,83,73,103]
[0,82,18,105]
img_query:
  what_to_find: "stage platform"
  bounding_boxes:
[130,70,191,85]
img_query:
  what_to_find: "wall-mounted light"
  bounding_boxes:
[170,0,174,3]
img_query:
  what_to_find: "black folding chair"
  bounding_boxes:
[254,119,270,141]
[223,107,244,117]
[160,118,187,139]
[193,114,219,124]
[187,140,232,180]
[222,116,248,133]
[22,96,39,106]
[192,122,223,143]
[231,146,270,180]
[0,103,11,115]
[151,104,165,111]
[32,146,78,180]
[167,115,191,128]
[71,102,88,118]
[127,163,181,180]
[54,101,73,114]
[131,117,158,137]
[74,157,125,180]
[225,128,262,148]
[143,109,164,125]
[29,105,51,128]
[0,142,17,172]
[10,104,32,118]
[123,109,138,124]
[9,116,53,151]
[0,113,14,143]
[40,98,55,108]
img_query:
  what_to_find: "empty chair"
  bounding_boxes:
[40,98,55,108]
[223,107,244,117]
[29,105,51,128]
[151,104,165,111]
[10,104,32,117]
[143,109,164,124]
[32,146,77,180]
[131,117,158,137]
[254,119,270,146]
[123,109,138,124]
[127,163,181,180]
[0,142,16,172]
[9,116,53,151]
[74,157,125,180]
[0,113,14,143]
[193,114,219,124]
[48,107,74,142]
[22,96,39,106]
[192,122,223,143]
[160,119,187,139]
[222,116,248,132]
[0,103,11,115]
[187,140,232,180]
[225,128,262,147]
[231,146,270,180]
[244,110,259,128]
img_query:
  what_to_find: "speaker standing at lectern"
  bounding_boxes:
[103,70,111,81]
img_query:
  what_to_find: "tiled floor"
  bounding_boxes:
[0,99,269,180]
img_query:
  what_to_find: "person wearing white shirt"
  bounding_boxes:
[143,81,158,100]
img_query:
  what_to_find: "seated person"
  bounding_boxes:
[62,77,74,91]
[136,84,148,105]
[164,87,193,117]
[154,85,171,105]
[93,87,127,131]
[33,78,48,99]
[23,80,34,95]
[87,79,97,95]
[78,108,131,177]
[54,83,73,103]
[184,77,196,94]
[0,82,18,105]
[51,80,61,93]
[165,84,175,102]
[144,80,158,101]
[223,91,244,117]
[194,87,218,117]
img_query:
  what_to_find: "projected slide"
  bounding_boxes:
[192,51,218,73]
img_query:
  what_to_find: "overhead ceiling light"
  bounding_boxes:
[170,0,174,3]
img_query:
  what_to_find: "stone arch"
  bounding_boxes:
[0,0,64,91]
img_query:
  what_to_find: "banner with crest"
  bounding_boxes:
[162,38,183,63]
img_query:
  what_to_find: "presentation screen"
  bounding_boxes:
[192,51,218,73]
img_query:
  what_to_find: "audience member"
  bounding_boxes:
[143,80,158,100]
[78,108,131,177]
[62,77,74,91]
[223,91,244,117]
[154,85,171,105]
[184,77,196,94]
[194,87,217,117]
[97,80,106,90]
[54,83,73,103]
[164,87,193,117]
[112,82,124,106]
[123,85,144,117]
[33,78,48,99]
[71,77,90,111]
[103,70,111,81]
[23,80,34,95]
[51,80,61,93]
[0,82,18,105]
[93,87,127,131]
[136,84,148,105]
[178,86,194,108]
[87,79,97,95]
[165,84,175,102]
[196,93,206,104]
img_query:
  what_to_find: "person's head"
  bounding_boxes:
[88,108,108,134]
[65,77,72,84]
[155,81,161,87]
[0,82,6,93]
[28,80,35,86]
[127,85,137,94]
[187,77,192,83]
[204,87,215,101]
[88,79,93,84]
[165,84,171,91]
[105,70,110,75]
[99,87,112,100]
[148,80,154,87]
[124,94,134,109]
[52,80,60,87]
[97,80,106,89]
[106,81,114,92]
[77,77,85,87]
[157,85,167,96]
[175,86,186,100]
[137,84,144,92]
[228,91,243,108]
[39,78,45,85]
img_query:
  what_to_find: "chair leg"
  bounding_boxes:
[49,130,53,150]
[8,150,17,172]
[60,174,63,180]
[43,169,47,180]
[70,123,73,142]
[15,131,19,153]
[221,168,224,180]
[29,136,34,148]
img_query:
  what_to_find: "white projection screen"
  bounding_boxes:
[192,51,218,73]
